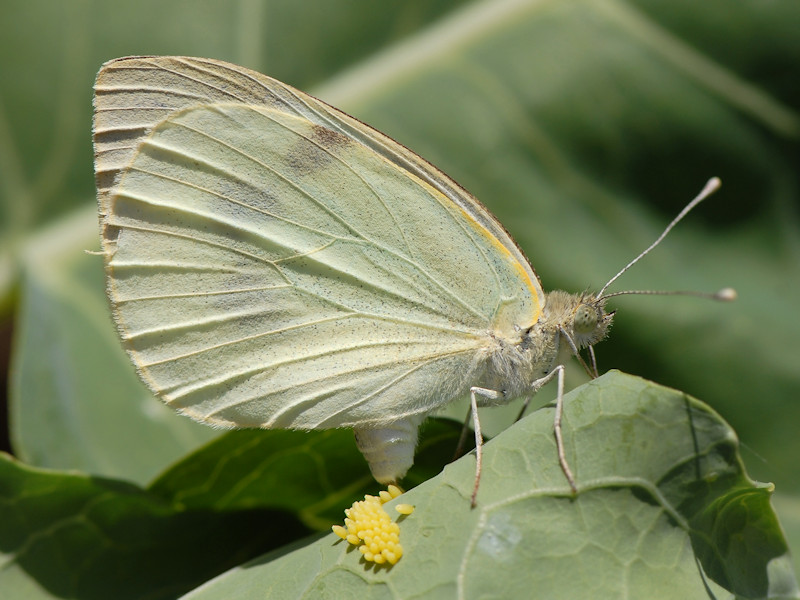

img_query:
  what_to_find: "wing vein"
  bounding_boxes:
[106,205,291,273]
[165,340,476,401]
[115,283,292,303]
[207,107,490,323]
[138,309,482,367]
[125,163,362,244]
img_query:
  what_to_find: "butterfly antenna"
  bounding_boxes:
[601,287,737,301]
[597,177,722,299]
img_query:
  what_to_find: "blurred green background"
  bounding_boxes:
[1,0,799,581]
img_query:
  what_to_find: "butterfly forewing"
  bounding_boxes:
[94,56,543,430]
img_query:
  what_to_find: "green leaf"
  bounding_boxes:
[149,420,462,531]
[774,495,800,586]
[0,451,310,600]
[179,372,797,599]
[0,415,461,599]
[2,372,795,599]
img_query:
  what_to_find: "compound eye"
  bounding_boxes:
[573,304,598,335]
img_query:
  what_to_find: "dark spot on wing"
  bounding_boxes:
[310,124,352,149]
[285,125,353,176]
[285,143,328,176]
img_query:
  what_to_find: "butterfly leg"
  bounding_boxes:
[514,395,532,422]
[451,409,473,463]
[530,365,577,494]
[468,386,503,507]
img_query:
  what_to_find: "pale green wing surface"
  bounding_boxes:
[94,57,542,429]
[93,57,541,294]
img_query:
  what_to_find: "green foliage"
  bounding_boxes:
[1,0,799,597]
[2,373,796,598]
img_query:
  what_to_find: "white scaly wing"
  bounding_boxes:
[93,56,543,430]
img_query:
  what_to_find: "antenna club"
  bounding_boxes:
[705,177,722,194]
[714,287,737,301]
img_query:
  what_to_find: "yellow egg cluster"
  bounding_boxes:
[332,484,414,565]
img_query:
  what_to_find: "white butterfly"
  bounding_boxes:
[94,56,727,504]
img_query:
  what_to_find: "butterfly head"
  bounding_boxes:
[540,290,612,352]
[570,293,614,350]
